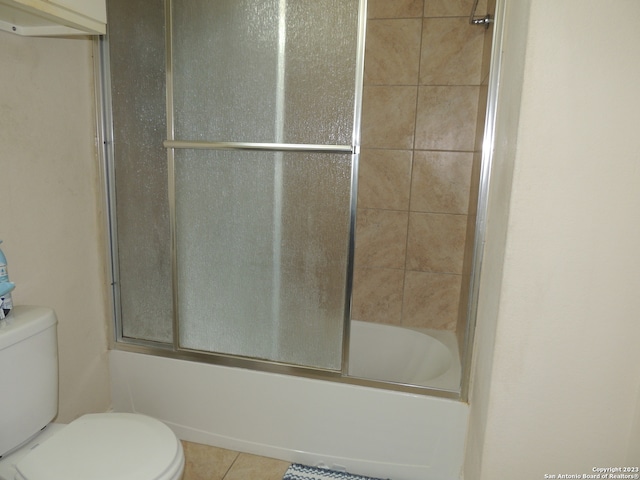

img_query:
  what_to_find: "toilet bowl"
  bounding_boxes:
[0,306,185,480]
[0,413,184,480]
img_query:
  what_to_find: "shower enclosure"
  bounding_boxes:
[100,0,496,397]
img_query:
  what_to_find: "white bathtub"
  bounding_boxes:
[348,320,461,391]
[110,333,468,480]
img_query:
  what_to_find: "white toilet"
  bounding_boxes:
[0,306,185,480]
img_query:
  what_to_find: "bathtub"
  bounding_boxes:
[109,324,468,480]
[348,320,461,391]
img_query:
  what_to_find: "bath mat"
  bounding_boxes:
[282,463,389,480]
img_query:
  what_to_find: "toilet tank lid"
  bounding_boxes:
[15,413,182,480]
[0,306,57,351]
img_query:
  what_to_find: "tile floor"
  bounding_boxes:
[182,441,291,480]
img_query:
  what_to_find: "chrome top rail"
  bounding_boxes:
[469,0,493,27]
[164,140,354,154]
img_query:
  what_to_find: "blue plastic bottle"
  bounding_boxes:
[0,240,14,316]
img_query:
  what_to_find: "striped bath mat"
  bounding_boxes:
[282,464,389,480]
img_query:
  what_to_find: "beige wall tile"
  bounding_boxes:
[420,17,484,85]
[352,267,404,324]
[406,212,467,273]
[424,0,487,17]
[368,0,424,19]
[355,4,491,333]
[410,151,473,214]
[468,149,483,216]
[362,86,418,149]
[414,86,479,151]
[402,271,461,330]
[365,19,422,85]
[358,149,412,210]
[224,453,290,480]
[355,208,409,269]
[182,442,238,480]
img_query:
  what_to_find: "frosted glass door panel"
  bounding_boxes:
[171,0,359,145]
[107,0,173,343]
[175,150,351,370]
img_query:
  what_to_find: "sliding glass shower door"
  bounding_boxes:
[106,0,362,371]
[174,150,352,369]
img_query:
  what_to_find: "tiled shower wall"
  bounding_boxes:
[352,0,491,332]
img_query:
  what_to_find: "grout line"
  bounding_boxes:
[221,451,241,480]
[362,146,478,153]
[400,7,427,328]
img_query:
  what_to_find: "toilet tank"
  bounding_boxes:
[0,306,58,457]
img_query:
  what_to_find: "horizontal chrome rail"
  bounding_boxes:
[164,140,354,153]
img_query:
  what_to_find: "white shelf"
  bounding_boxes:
[0,0,105,36]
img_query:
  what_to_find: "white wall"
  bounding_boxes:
[0,32,110,422]
[464,0,531,474]
[467,0,640,476]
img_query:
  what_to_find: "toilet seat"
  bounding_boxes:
[15,413,184,480]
